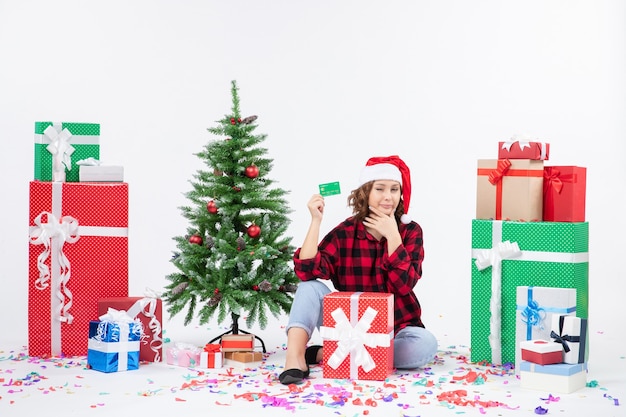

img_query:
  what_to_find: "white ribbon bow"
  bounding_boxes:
[97,308,143,340]
[29,211,80,324]
[501,135,532,152]
[125,290,164,362]
[76,157,101,166]
[44,125,75,182]
[99,307,136,325]
[474,240,521,271]
[95,308,142,371]
[320,307,390,374]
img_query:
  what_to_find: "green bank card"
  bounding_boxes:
[319,181,341,197]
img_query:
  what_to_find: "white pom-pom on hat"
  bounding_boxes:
[358,155,412,224]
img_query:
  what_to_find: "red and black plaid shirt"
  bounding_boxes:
[293,217,425,332]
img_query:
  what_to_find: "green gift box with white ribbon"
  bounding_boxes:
[34,122,100,182]
[470,219,589,365]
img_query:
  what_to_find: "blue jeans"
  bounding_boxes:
[286,280,438,369]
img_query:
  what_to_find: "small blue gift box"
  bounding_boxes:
[87,319,142,373]
[519,361,587,393]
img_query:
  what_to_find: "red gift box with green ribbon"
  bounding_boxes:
[28,181,129,357]
[543,166,587,222]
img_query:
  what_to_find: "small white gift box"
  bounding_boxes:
[550,315,588,364]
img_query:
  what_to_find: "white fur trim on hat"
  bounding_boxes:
[358,163,402,186]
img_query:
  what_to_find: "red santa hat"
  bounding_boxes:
[358,155,412,224]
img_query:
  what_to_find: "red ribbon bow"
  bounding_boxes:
[543,168,564,194]
[488,159,512,185]
[203,343,221,353]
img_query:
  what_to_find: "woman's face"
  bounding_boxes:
[367,180,401,216]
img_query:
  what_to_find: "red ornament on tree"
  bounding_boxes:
[245,164,259,179]
[252,285,259,291]
[207,200,218,214]
[247,224,261,238]
[189,234,203,245]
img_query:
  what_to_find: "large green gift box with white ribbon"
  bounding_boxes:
[470,219,589,365]
[34,122,100,182]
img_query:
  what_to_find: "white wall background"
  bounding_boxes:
[1,1,624,346]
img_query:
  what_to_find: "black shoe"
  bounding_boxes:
[278,366,310,385]
[305,345,323,365]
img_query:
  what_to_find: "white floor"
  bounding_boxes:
[1,313,624,417]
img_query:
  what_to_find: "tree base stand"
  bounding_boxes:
[208,311,266,353]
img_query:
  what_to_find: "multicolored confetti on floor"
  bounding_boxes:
[1,344,622,416]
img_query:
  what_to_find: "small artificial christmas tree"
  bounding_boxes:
[164,80,299,339]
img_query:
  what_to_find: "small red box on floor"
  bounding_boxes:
[220,334,255,352]
[520,340,563,365]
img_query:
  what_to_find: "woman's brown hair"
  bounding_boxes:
[347,181,405,224]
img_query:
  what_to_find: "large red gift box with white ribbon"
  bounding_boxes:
[28,181,129,357]
[320,292,394,380]
[98,296,163,362]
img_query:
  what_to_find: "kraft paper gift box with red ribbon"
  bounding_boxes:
[166,342,202,367]
[519,361,587,394]
[200,344,223,368]
[476,159,544,221]
[498,139,550,160]
[520,340,563,365]
[514,286,576,372]
[470,220,588,366]
[87,309,142,373]
[223,351,263,367]
[220,334,255,352]
[97,295,163,362]
[550,315,588,364]
[320,292,394,381]
[34,122,100,183]
[543,166,587,222]
[28,181,129,357]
